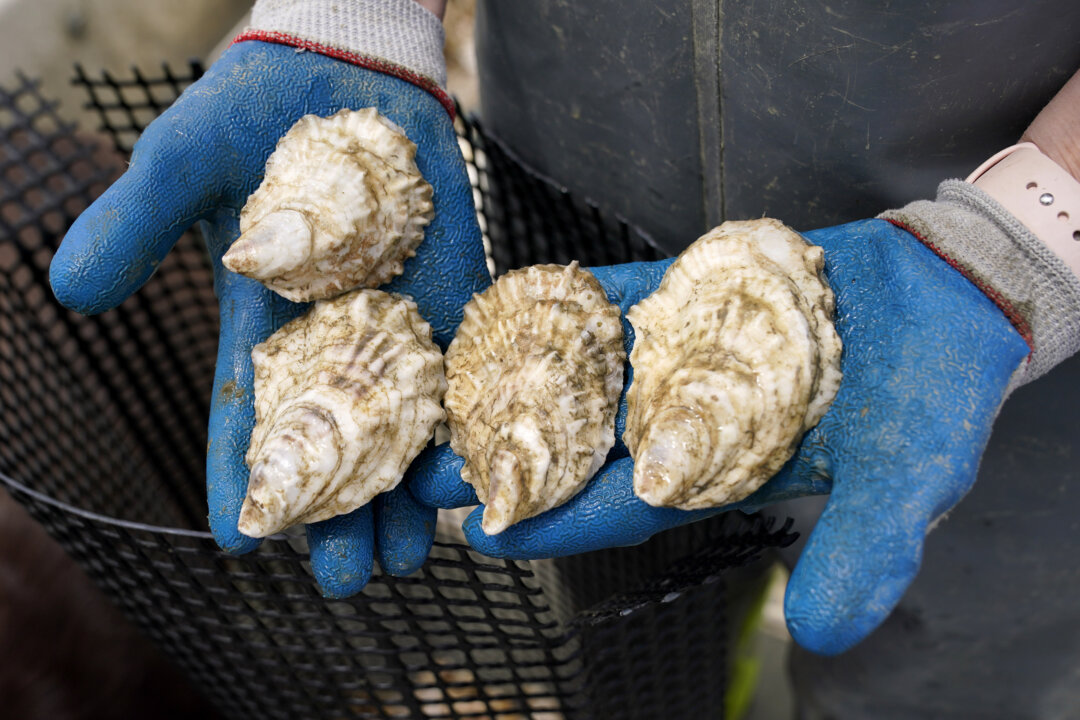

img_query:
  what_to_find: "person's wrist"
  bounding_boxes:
[238,0,454,117]
[1021,70,1080,184]
[966,143,1080,266]
[411,0,446,21]
[962,69,1080,279]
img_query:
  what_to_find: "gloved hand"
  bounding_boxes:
[410,217,1029,653]
[49,38,491,597]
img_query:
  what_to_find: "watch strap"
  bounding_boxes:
[967,142,1080,279]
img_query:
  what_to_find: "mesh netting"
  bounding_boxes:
[0,65,796,720]
[455,113,665,275]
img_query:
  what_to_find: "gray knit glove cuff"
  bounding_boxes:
[237,0,451,115]
[881,179,1080,388]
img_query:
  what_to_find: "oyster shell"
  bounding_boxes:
[444,262,625,534]
[624,218,842,509]
[223,108,434,302]
[237,289,446,538]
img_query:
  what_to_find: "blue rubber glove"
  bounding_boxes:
[410,218,1029,653]
[49,41,491,598]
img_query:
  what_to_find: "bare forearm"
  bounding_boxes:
[1023,69,1080,182]
[412,0,446,21]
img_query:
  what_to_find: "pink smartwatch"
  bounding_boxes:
[967,142,1080,278]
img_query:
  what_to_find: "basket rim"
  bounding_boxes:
[0,470,486,551]
[0,469,215,539]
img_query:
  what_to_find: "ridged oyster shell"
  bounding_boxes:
[445,262,625,534]
[625,218,842,509]
[237,289,446,538]
[223,108,434,302]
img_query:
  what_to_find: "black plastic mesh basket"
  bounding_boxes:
[0,64,796,720]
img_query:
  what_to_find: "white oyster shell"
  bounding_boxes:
[223,108,434,302]
[624,218,842,509]
[237,289,446,538]
[444,262,625,534]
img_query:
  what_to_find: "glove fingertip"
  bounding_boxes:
[316,566,373,600]
[51,143,214,315]
[784,573,911,656]
[784,512,926,655]
[379,551,429,578]
[375,486,436,577]
[407,444,478,509]
[49,220,125,316]
[210,518,263,556]
[380,557,426,578]
[461,506,507,557]
[461,506,560,561]
[48,242,110,315]
[783,582,859,656]
[307,508,375,599]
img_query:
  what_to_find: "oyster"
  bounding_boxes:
[223,108,434,302]
[237,289,446,538]
[624,218,842,509]
[444,262,625,534]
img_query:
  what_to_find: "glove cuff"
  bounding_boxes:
[881,179,1080,387]
[238,0,453,117]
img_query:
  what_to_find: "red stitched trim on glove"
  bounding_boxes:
[232,30,456,120]
[885,217,1034,352]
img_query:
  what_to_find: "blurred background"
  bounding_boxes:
[0,1,794,717]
